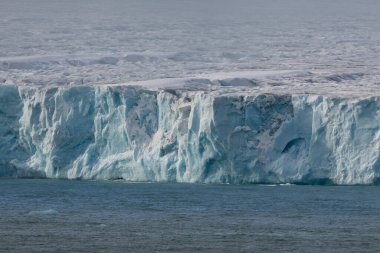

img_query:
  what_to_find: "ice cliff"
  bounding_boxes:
[1,71,379,184]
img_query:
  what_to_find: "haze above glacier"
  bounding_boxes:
[1,0,379,94]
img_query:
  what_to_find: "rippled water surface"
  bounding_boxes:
[0,179,379,252]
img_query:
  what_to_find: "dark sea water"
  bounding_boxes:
[0,180,379,252]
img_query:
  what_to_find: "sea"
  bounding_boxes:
[0,179,379,252]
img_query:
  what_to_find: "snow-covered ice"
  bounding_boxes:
[1,0,379,87]
[1,0,380,184]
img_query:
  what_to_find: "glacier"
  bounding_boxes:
[1,71,379,184]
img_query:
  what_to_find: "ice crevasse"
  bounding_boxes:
[1,71,380,184]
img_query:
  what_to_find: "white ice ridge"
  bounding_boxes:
[1,70,380,184]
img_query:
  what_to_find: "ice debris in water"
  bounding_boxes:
[28,209,60,216]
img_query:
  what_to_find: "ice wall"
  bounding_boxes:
[1,84,379,184]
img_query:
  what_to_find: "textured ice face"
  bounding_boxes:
[1,74,380,184]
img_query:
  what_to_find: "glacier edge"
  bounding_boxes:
[1,80,380,184]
